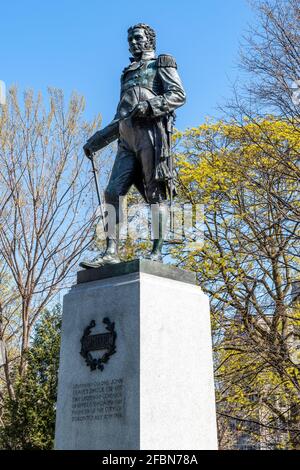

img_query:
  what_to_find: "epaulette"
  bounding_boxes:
[157,54,177,68]
[121,65,129,75]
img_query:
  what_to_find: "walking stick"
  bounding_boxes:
[169,154,174,235]
[90,152,106,233]
[168,116,175,237]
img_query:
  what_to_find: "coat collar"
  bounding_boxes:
[123,51,156,75]
[129,51,156,63]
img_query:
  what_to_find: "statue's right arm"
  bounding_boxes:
[83,119,119,155]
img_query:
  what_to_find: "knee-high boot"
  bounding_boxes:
[147,203,169,262]
[79,213,120,268]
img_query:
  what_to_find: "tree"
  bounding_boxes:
[0,87,102,379]
[171,117,300,449]
[205,0,300,447]
[0,305,61,450]
[239,0,300,122]
[0,87,114,446]
[226,0,300,224]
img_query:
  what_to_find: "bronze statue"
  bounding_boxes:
[80,23,186,268]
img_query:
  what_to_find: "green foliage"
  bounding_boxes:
[0,305,61,450]
[171,118,300,449]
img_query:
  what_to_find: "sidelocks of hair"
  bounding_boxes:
[128,23,156,51]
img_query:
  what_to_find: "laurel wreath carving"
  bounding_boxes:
[80,317,117,371]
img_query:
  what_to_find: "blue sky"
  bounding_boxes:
[1,0,255,130]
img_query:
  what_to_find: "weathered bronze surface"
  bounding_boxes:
[81,24,186,268]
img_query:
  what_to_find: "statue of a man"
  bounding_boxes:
[80,23,186,268]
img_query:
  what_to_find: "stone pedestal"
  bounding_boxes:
[55,260,218,450]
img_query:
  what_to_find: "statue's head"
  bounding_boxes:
[127,23,156,58]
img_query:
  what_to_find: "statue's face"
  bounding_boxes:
[128,28,150,58]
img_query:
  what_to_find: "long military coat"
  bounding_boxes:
[85,51,186,189]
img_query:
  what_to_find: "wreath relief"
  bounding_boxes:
[80,317,117,371]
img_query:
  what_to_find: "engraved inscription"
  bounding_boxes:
[71,378,124,422]
[82,332,114,351]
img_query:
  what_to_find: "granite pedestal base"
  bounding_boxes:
[55,260,218,450]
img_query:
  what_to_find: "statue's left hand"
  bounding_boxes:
[131,101,151,118]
